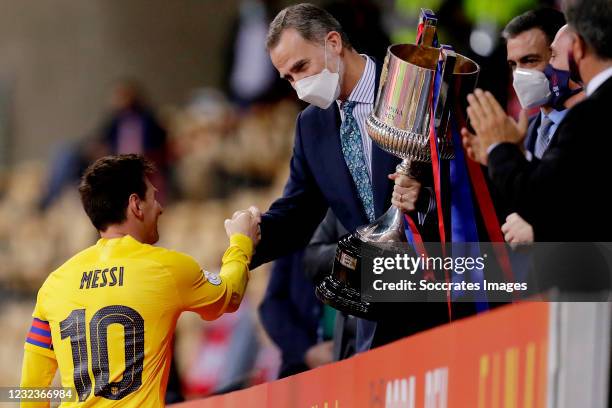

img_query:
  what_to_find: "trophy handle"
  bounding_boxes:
[418,9,438,48]
[395,159,428,179]
[433,48,457,143]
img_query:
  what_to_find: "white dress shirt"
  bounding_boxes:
[335,56,433,223]
[336,55,375,179]
[586,66,612,96]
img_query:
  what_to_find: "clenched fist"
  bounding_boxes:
[501,212,534,246]
[224,206,262,246]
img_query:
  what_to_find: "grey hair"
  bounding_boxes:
[563,0,612,59]
[266,3,352,51]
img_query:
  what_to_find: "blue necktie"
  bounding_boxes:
[534,115,554,159]
[340,101,375,222]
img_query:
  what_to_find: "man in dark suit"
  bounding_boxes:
[229,3,447,352]
[461,0,612,242]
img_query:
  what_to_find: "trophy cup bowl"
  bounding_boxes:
[316,40,480,320]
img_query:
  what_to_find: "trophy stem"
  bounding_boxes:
[355,158,414,243]
[356,204,406,243]
[396,158,413,177]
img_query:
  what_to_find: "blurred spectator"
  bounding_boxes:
[100,79,170,202]
[40,79,170,209]
[165,347,185,404]
[259,250,325,378]
[223,0,291,108]
[38,137,99,210]
[182,301,259,396]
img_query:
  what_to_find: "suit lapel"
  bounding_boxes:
[524,114,541,155]
[315,56,399,224]
[316,104,368,224]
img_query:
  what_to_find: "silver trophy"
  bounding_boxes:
[316,11,480,318]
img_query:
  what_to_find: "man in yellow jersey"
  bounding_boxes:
[19,154,260,407]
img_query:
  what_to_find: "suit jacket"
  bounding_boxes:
[524,114,541,158]
[252,58,451,350]
[252,59,400,268]
[488,76,612,242]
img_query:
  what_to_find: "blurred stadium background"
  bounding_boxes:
[0,0,560,402]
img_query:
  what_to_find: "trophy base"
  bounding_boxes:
[316,232,375,320]
[315,205,407,320]
[315,275,372,319]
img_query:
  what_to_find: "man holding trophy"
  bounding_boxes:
[229,3,481,351]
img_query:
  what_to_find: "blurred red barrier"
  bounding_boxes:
[173,302,550,407]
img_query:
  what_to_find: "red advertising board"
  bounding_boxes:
[174,302,550,407]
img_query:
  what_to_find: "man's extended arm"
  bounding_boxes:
[251,112,329,268]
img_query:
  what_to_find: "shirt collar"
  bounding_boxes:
[586,66,612,96]
[338,55,375,106]
[541,108,568,125]
[97,234,140,246]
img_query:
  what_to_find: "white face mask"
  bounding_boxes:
[294,40,341,109]
[512,68,552,109]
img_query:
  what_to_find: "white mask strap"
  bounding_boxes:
[323,36,341,73]
[324,37,329,70]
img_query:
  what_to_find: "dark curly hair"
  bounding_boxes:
[79,154,155,231]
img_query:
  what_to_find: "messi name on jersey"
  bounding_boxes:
[80,266,125,289]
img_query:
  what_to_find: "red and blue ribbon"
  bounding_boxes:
[26,318,53,349]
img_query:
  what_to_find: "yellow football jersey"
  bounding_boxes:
[21,233,252,407]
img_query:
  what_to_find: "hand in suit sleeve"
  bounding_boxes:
[303,210,347,282]
[251,112,329,268]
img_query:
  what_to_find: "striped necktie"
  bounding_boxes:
[534,115,554,159]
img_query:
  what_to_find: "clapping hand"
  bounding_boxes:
[461,89,528,165]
